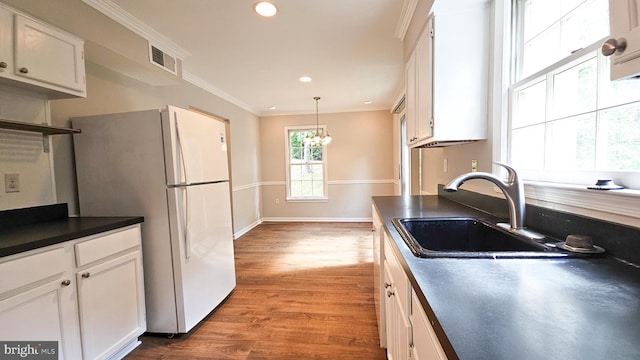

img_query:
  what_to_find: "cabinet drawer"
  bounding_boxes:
[0,247,67,294]
[75,225,141,266]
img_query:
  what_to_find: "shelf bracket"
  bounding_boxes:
[42,132,50,153]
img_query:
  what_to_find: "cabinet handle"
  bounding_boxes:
[384,282,392,289]
[602,38,627,56]
[387,290,395,297]
[0,62,6,68]
[61,280,71,287]
[81,272,91,279]
[19,67,29,74]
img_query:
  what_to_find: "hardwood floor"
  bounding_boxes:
[125,222,387,360]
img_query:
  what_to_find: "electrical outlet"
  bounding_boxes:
[5,173,20,193]
[443,158,448,173]
[471,160,478,172]
[275,198,279,204]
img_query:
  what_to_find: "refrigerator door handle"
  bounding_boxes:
[181,186,191,259]
[175,115,189,185]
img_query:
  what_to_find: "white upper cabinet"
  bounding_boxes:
[405,22,434,146]
[604,0,640,79]
[0,4,86,98]
[405,0,490,148]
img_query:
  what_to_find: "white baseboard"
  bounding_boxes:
[261,217,372,222]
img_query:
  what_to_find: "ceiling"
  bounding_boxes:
[6,0,407,116]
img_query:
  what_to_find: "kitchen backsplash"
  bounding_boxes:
[438,184,640,266]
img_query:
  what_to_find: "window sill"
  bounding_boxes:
[286,197,329,203]
[523,181,640,226]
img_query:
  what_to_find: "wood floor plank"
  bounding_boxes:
[125,222,386,360]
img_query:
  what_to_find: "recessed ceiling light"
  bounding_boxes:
[268,106,277,110]
[364,101,372,105]
[254,2,278,17]
[299,76,312,83]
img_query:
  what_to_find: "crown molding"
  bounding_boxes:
[182,70,259,116]
[81,0,191,59]
[395,0,419,40]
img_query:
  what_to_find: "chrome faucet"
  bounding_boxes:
[444,163,544,239]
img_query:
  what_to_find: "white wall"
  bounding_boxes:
[0,85,55,210]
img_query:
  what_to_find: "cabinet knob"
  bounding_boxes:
[602,38,627,56]
[384,282,392,289]
[0,62,7,69]
[387,290,395,297]
[81,272,91,279]
[19,67,28,74]
[61,279,71,287]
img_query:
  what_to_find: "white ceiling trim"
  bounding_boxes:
[182,70,259,116]
[81,0,191,60]
[395,0,419,40]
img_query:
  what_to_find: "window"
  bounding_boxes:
[285,126,328,201]
[509,0,640,189]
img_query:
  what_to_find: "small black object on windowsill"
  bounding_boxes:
[587,179,624,190]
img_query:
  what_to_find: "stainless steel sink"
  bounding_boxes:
[392,218,581,258]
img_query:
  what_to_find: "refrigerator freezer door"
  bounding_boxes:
[167,182,236,333]
[162,105,229,186]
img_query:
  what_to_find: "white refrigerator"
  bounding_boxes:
[72,105,236,334]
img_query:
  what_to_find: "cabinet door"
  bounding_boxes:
[14,14,85,91]
[405,51,417,145]
[607,0,640,79]
[415,19,433,141]
[384,261,398,360]
[411,289,447,360]
[76,251,145,360]
[0,276,82,360]
[0,7,12,75]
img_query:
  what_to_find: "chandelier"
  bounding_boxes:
[304,96,332,146]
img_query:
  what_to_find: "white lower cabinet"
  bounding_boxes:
[0,247,82,359]
[75,225,146,360]
[382,231,447,360]
[0,224,145,360]
[383,232,411,360]
[411,289,447,360]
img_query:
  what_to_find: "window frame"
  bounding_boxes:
[284,125,329,202]
[491,0,640,225]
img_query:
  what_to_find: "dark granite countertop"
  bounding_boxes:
[0,204,143,257]
[373,195,640,360]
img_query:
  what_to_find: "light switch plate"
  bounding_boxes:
[5,173,19,193]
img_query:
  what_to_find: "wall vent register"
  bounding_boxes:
[150,44,177,75]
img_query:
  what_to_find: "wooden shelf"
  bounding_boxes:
[0,118,80,152]
[0,119,80,135]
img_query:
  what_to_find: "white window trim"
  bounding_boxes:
[284,125,329,202]
[492,0,640,226]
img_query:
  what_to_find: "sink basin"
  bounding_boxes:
[392,218,578,258]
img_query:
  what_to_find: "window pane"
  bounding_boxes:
[290,165,302,180]
[560,0,609,55]
[511,124,545,168]
[551,57,597,119]
[523,0,560,42]
[545,114,596,170]
[291,180,302,196]
[514,79,546,128]
[522,24,561,77]
[601,57,640,108]
[519,0,609,79]
[599,103,640,170]
[310,146,323,161]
